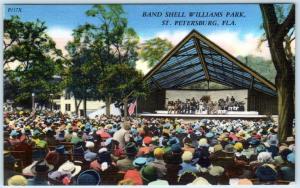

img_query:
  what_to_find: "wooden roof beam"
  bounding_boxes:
[193,36,210,81]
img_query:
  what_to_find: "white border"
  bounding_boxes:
[0,1,298,188]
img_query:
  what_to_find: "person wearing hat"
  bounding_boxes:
[71,131,84,145]
[45,129,57,146]
[188,177,211,185]
[11,136,33,167]
[249,151,273,173]
[57,160,81,178]
[112,121,131,149]
[255,163,278,182]
[178,151,198,175]
[164,143,183,165]
[141,165,158,185]
[122,159,145,185]
[51,145,70,169]
[84,141,97,162]
[182,137,195,154]
[45,150,61,170]
[27,160,54,185]
[7,175,28,186]
[266,135,279,158]
[148,147,167,178]
[177,171,197,185]
[278,152,295,181]
[285,136,295,145]
[137,136,153,157]
[133,157,148,170]
[77,169,101,185]
[117,142,138,171]
[4,151,19,185]
[201,166,227,185]
[55,130,66,142]
[193,138,212,169]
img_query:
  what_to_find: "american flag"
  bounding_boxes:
[128,100,137,116]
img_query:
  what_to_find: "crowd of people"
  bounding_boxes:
[3,110,295,185]
[167,96,245,115]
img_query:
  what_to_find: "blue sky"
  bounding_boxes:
[5,4,284,73]
[5,4,264,39]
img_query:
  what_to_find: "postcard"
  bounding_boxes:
[2,2,296,186]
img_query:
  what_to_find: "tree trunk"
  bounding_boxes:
[83,98,87,117]
[123,97,128,119]
[260,4,295,143]
[74,99,82,116]
[75,98,78,115]
[268,41,295,143]
[105,96,111,116]
[276,68,295,143]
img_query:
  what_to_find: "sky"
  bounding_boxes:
[4,4,293,74]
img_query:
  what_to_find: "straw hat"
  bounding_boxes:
[257,152,273,163]
[7,175,28,186]
[188,177,211,185]
[154,148,165,159]
[86,141,95,149]
[234,142,243,151]
[198,138,209,147]
[182,151,193,162]
[58,160,81,177]
[208,166,224,177]
[213,144,223,152]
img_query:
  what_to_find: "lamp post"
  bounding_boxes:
[32,93,35,112]
[50,93,54,111]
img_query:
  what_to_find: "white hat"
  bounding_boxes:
[98,147,108,153]
[148,179,169,185]
[198,138,208,147]
[257,152,273,163]
[181,151,193,162]
[208,166,224,176]
[58,160,81,177]
[86,141,95,148]
[22,161,38,176]
[189,177,211,185]
[286,136,294,142]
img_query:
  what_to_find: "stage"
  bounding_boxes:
[139,111,277,121]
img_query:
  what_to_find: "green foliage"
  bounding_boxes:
[66,5,145,109]
[237,55,276,83]
[98,64,147,101]
[185,81,230,90]
[140,37,173,67]
[3,16,65,107]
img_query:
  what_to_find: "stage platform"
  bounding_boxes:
[139,112,273,121]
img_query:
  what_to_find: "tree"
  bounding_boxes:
[3,16,65,108]
[84,5,140,115]
[260,4,295,143]
[140,37,173,67]
[66,29,103,117]
[98,64,148,117]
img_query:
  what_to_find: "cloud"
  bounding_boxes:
[143,29,287,60]
[154,30,190,45]
[206,31,272,60]
[136,59,151,75]
[46,27,73,55]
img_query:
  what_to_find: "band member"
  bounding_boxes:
[198,99,204,114]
